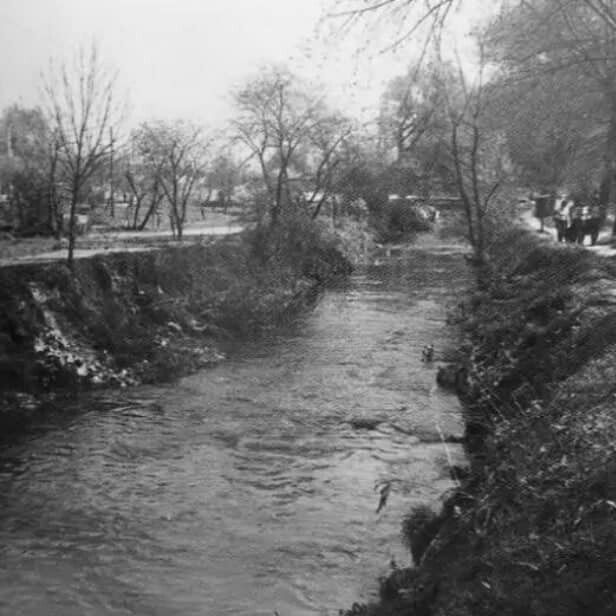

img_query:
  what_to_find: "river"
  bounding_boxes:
[0,235,470,616]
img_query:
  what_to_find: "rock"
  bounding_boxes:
[449,464,470,482]
[436,363,467,393]
[349,417,383,430]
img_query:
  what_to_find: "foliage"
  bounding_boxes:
[485,0,616,204]
[401,505,442,565]
[0,228,352,407]
[204,153,240,210]
[378,57,458,195]
[232,66,353,224]
[375,45,511,260]
[245,208,352,281]
[331,135,390,212]
[372,198,432,242]
[0,105,56,233]
[129,120,208,238]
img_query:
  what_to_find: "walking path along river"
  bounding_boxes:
[0,233,471,616]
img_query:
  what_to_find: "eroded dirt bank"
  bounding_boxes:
[349,227,616,616]
[0,232,352,432]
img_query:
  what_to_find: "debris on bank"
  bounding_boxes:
[0,231,352,431]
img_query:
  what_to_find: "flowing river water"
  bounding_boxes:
[0,235,471,616]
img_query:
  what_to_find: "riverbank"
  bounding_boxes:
[349,224,616,615]
[0,216,466,616]
[0,218,355,432]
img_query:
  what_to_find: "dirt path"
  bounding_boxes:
[0,218,244,267]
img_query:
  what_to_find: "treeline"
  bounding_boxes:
[1,49,442,267]
[11,0,615,267]
[329,0,616,260]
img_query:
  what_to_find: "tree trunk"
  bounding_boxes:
[138,196,160,231]
[48,198,58,237]
[175,205,185,242]
[270,202,279,227]
[48,142,61,238]
[599,96,616,233]
[273,162,289,226]
[48,184,60,238]
[169,212,176,238]
[67,190,78,270]
[311,194,328,220]
[132,196,143,229]
[451,123,477,249]
[474,208,486,263]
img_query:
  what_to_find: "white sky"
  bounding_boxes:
[0,0,489,128]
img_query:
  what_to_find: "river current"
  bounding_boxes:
[0,236,470,616]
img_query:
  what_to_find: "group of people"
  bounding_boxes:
[534,190,604,246]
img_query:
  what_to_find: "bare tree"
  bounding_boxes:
[43,43,123,268]
[302,113,354,220]
[446,42,507,263]
[138,121,207,240]
[232,67,352,225]
[47,133,62,235]
[124,167,165,231]
[233,68,322,225]
[125,127,167,230]
[327,0,459,52]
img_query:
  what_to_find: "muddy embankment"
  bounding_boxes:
[347,226,616,616]
[0,231,353,432]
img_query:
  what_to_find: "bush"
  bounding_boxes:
[401,505,443,565]
[372,199,432,242]
[245,209,351,281]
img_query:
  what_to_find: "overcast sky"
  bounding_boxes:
[0,0,485,128]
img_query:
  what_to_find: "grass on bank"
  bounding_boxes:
[0,210,355,402]
[345,222,616,616]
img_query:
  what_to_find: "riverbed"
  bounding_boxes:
[0,236,471,616]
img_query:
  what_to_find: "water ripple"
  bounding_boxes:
[0,243,469,616]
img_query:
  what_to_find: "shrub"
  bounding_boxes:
[245,209,351,280]
[372,199,432,242]
[401,505,442,565]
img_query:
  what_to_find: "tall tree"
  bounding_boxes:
[125,127,167,230]
[0,105,54,231]
[137,121,207,240]
[443,41,509,262]
[233,68,316,225]
[232,67,352,225]
[43,43,123,267]
[296,111,354,219]
[379,58,458,195]
[205,154,240,212]
[487,0,616,207]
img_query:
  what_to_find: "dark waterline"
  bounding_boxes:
[0,238,470,616]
